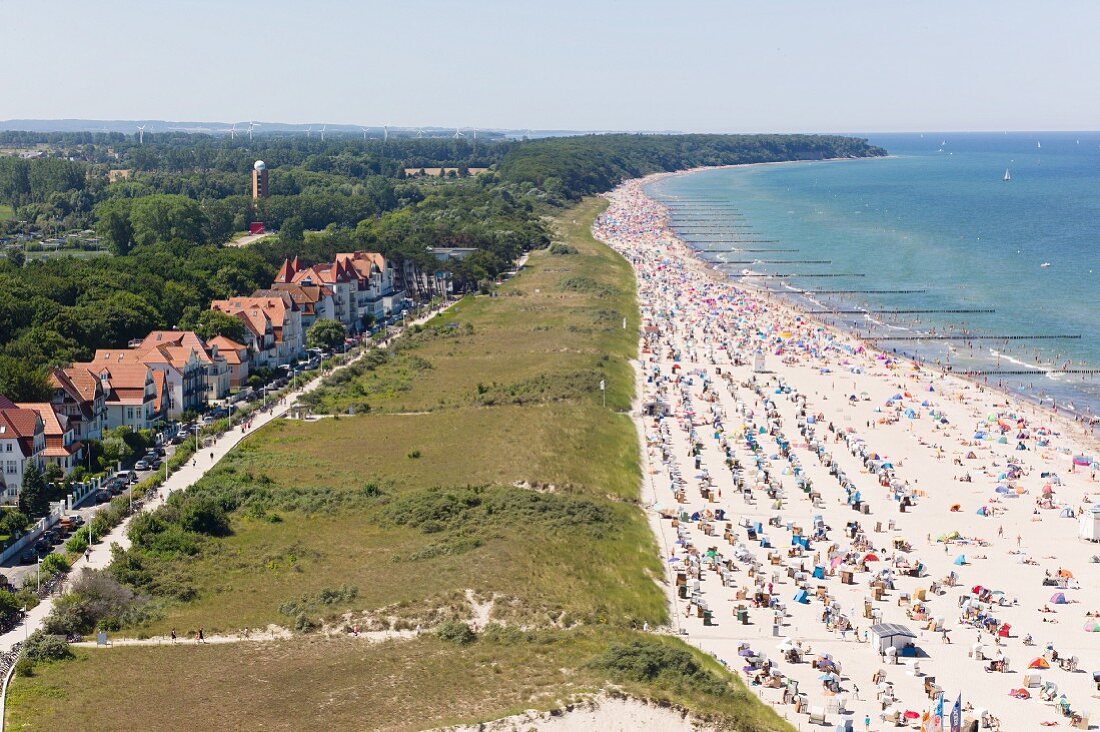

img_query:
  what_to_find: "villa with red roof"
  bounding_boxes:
[0,395,45,501]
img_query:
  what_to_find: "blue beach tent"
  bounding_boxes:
[793,589,809,604]
[954,555,967,566]
[812,566,826,579]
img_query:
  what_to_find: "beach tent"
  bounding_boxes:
[869,623,917,654]
[1050,593,1068,605]
[1083,620,1100,633]
[954,555,967,565]
[1059,507,1074,518]
[1073,455,1093,466]
[793,589,809,604]
[812,566,826,579]
[1028,657,1051,669]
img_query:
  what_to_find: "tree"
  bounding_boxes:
[184,309,247,343]
[306,319,346,351]
[6,247,24,268]
[0,355,51,402]
[99,428,134,471]
[128,195,208,247]
[18,462,49,518]
[93,199,134,255]
[280,215,304,243]
[0,509,29,537]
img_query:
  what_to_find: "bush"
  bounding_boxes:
[436,620,476,645]
[588,639,731,698]
[40,552,70,576]
[23,630,73,663]
[14,657,34,677]
[43,568,150,635]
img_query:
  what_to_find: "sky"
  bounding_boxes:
[2,0,1098,133]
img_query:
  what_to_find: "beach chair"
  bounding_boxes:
[809,707,827,725]
[1071,713,1090,730]
[1023,673,1040,688]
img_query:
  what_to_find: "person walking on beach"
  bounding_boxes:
[197,627,205,644]
[170,628,177,642]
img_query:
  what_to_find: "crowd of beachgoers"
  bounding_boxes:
[594,175,1100,730]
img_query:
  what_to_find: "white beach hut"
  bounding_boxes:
[1079,505,1100,541]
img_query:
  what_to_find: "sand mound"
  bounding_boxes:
[432,694,719,732]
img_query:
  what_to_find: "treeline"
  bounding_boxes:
[498,133,886,199]
[0,132,887,398]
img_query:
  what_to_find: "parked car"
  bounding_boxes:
[134,459,150,471]
[19,548,40,564]
[95,489,112,503]
[33,538,51,554]
[66,514,85,527]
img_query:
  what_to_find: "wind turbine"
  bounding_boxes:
[416,127,425,138]
[229,124,237,140]
[320,125,326,142]
[360,126,368,141]
[453,128,465,139]
[307,125,312,139]
[383,125,389,143]
[248,121,260,142]
[136,125,146,145]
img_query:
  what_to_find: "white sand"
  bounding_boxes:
[432,694,719,732]
[595,175,1100,731]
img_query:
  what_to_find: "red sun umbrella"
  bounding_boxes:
[864,553,880,562]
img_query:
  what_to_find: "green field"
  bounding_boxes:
[0,204,13,220]
[7,198,792,732]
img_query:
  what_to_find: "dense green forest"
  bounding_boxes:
[0,132,884,400]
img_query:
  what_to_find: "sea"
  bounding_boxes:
[646,132,1100,424]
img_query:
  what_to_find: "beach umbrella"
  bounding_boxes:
[738,648,755,657]
[864,553,880,562]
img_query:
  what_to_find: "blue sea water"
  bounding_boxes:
[647,132,1100,420]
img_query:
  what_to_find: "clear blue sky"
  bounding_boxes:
[3,0,1097,132]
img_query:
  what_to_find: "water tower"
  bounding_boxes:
[251,160,269,199]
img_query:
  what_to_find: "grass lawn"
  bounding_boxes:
[0,204,13,221]
[7,197,793,732]
[8,630,789,732]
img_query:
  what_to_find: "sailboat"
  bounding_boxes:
[1037,141,1041,149]
[1003,168,1012,182]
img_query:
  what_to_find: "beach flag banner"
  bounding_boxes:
[599,380,606,391]
[931,693,945,732]
[950,693,962,732]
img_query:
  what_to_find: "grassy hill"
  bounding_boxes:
[7,198,792,732]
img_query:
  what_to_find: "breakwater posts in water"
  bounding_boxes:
[809,308,996,315]
[950,368,1100,376]
[696,248,800,253]
[716,260,831,265]
[865,334,1081,342]
[731,273,868,278]
[797,289,929,294]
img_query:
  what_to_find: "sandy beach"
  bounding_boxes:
[595,174,1100,730]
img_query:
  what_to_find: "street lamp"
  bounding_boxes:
[36,556,40,592]
[21,606,27,643]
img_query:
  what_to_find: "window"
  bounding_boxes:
[5,461,15,474]
[127,407,134,420]
[3,443,10,452]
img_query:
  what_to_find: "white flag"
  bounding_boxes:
[599,380,606,391]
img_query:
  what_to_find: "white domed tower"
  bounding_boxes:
[252,160,269,199]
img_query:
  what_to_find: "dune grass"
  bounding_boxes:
[6,198,792,732]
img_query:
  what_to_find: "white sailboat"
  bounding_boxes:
[1003,168,1011,182]
[1037,141,1041,149]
